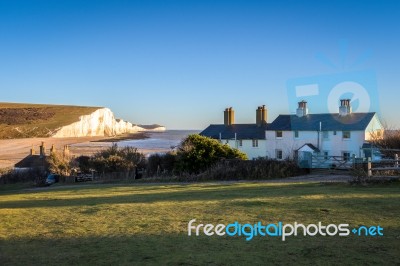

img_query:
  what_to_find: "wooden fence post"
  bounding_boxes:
[367,157,372,177]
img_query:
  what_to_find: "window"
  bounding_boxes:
[342,152,351,161]
[276,131,283,138]
[343,131,351,139]
[333,131,337,136]
[322,131,329,139]
[294,131,299,138]
[252,139,258,147]
[323,151,329,160]
[276,149,283,160]
[238,140,243,147]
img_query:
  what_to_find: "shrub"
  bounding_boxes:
[90,144,145,174]
[371,130,400,157]
[147,152,177,176]
[196,158,306,181]
[174,134,247,174]
[74,156,91,173]
[0,168,45,184]
[46,151,73,176]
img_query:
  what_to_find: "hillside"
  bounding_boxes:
[0,103,164,139]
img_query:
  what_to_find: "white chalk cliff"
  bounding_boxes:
[52,108,165,138]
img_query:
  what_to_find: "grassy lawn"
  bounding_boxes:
[0,181,399,265]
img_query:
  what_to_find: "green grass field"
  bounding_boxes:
[0,102,100,138]
[0,182,399,265]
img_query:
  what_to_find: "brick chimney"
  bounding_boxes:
[30,145,35,156]
[39,142,46,158]
[50,144,56,154]
[224,107,234,126]
[256,105,267,126]
[339,99,352,116]
[296,101,309,117]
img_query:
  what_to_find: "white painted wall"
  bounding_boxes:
[266,131,315,159]
[320,131,366,157]
[219,114,383,161]
[223,139,267,159]
[365,114,384,140]
[266,130,368,159]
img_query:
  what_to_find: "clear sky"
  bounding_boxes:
[0,0,399,129]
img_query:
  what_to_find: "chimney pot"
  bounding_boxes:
[224,107,235,126]
[339,99,352,116]
[40,142,46,158]
[296,101,309,117]
[256,105,267,126]
[30,145,35,156]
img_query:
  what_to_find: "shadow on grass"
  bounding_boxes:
[1,182,399,209]
[1,233,399,266]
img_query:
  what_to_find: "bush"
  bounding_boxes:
[74,156,91,173]
[371,130,400,157]
[90,144,145,174]
[196,158,306,181]
[174,134,247,174]
[46,151,73,176]
[147,152,177,176]
[0,168,45,184]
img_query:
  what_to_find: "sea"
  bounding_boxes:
[118,130,200,153]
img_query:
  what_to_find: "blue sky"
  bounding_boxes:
[0,0,399,129]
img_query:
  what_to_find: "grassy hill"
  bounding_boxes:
[0,103,101,139]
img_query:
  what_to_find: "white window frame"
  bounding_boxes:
[252,139,258,148]
[342,152,351,161]
[342,131,351,140]
[276,149,283,160]
[276,131,283,139]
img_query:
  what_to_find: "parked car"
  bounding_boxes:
[45,174,60,186]
[75,172,94,182]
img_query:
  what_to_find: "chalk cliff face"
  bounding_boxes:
[52,108,165,138]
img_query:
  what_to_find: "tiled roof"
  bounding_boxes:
[298,143,320,152]
[14,155,47,168]
[267,113,376,131]
[200,124,268,140]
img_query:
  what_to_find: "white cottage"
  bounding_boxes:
[265,100,383,164]
[200,106,269,159]
[200,100,383,165]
